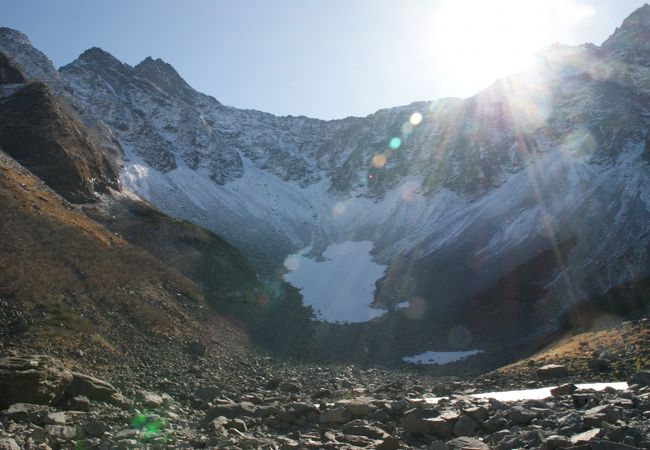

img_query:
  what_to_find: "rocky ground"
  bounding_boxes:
[0,319,649,449]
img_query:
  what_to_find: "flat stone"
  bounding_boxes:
[138,390,164,407]
[509,406,536,425]
[542,434,572,450]
[64,395,91,411]
[446,437,490,449]
[3,403,47,422]
[66,372,120,404]
[571,428,606,444]
[45,425,76,440]
[42,411,66,425]
[342,422,389,440]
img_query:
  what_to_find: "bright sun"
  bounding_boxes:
[427,0,595,95]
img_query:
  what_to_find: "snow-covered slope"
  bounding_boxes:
[1,6,650,339]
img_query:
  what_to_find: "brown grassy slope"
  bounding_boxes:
[493,319,650,384]
[0,151,249,365]
[83,197,261,307]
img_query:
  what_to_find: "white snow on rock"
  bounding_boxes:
[419,382,629,404]
[402,350,484,365]
[283,241,387,323]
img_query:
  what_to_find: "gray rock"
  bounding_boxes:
[114,429,140,440]
[542,434,572,450]
[66,372,121,404]
[452,414,476,437]
[45,424,76,440]
[195,386,220,402]
[571,428,607,445]
[446,437,490,449]
[42,411,66,425]
[83,420,109,438]
[226,418,247,432]
[3,402,47,422]
[400,407,439,434]
[64,395,91,411]
[606,426,645,446]
[537,364,569,379]
[482,415,508,432]
[342,398,376,417]
[588,358,612,372]
[377,436,401,450]
[279,381,300,393]
[583,404,620,427]
[509,406,536,425]
[0,355,72,408]
[342,421,389,440]
[630,370,650,387]
[138,390,164,407]
[0,438,20,450]
[204,401,256,422]
[551,383,578,397]
[319,406,352,425]
[463,406,489,425]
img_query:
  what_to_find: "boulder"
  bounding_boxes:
[0,355,72,408]
[64,395,91,411]
[587,359,612,373]
[195,386,221,402]
[583,404,620,427]
[138,390,164,407]
[319,406,352,425]
[45,425,77,440]
[452,414,476,437]
[0,438,20,450]
[3,403,48,423]
[342,421,390,440]
[446,437,490,449]
[66,372,122,404]
[551,383,577,397]
[630,370,650,387]
[537,364,569,379]
[542,435,572,450]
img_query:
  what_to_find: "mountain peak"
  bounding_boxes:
[0,27,32,47]
[601,4,650,62]
[133,56,194,99]
[76,47,124,68]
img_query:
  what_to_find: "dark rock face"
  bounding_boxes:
[0,82,118,202]
[0,52,24,84]
[0,356,125,409]
[0,356,72,409]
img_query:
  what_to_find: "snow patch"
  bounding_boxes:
[402,349,483,365]
[283,241,387,323]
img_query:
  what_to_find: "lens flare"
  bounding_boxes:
[409,112,423,125]
[284,255,300,271]
[372,153,387,168]
[401,122,414,135]
[389,137,402,150]
[332,202,346,216]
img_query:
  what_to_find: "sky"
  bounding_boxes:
[2,0,647,119]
